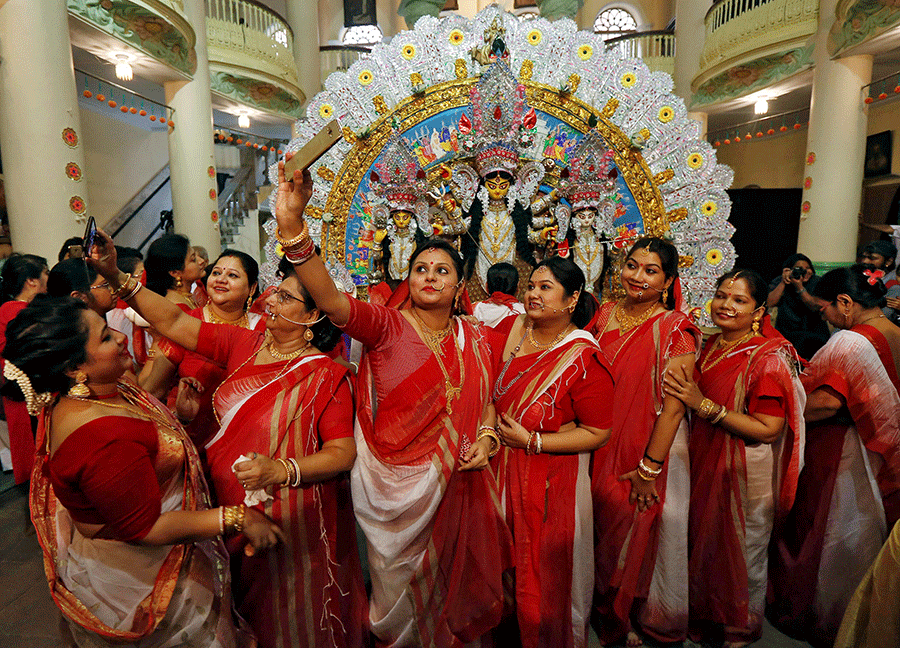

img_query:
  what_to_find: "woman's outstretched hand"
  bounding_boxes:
[275,156,313,239]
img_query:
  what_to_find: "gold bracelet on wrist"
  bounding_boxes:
[222,505,246,534]
[276,458,292,487]
[476,425,501,458]
[276,222,309,248]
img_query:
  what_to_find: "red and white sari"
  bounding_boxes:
[491,322,612,648]
[31,382,253,647]
[344,297,513,648]
[687,333,804,645]
[591,305,700,644]
[198,323,368,648]
[770,324,900,648]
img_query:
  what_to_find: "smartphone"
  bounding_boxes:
[82,216,97,257]
[283,120,341,178]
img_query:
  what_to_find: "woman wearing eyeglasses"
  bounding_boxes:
[86,241,368,648]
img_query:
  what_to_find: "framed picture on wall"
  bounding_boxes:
[865,130,892,178]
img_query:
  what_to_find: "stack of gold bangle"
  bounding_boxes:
[277,457,303,487]
[698,398,728,424]
[221,505,246,535]
[277,222,315,265]
[476,425,501,458]
[110,271,142,300]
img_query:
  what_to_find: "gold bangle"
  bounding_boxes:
[276,458,291,486]
[276,221,309,248]
[222,505,246,534]
[109,271,130,295]
[710,405,728,424]
[476,426,501,458]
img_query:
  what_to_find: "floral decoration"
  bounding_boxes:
[701,200,717,216]
[577,44,593,60]
[804,176,812,190]
[527,29,542,45]
[687,153,703,169]
[207,166,215,178]
[401,44,416,60]
[69,196,86,215]
[448,29,464,45]
[358,70,374,86]
[658,106,674,123]
[319,104,334,119]
[211,211,219,222]
[801,201,811,213]
[209,189,217,200]
[65,162,83,182]
[705,248,723,265]
[62,128,78,148]
[621,73,636,88]
[806,152,816,165]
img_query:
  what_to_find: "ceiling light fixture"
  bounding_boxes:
[114,54,133,81]
[754,98,769,115]
[238,112,250,129]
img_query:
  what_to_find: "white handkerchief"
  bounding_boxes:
[231,454,274,507]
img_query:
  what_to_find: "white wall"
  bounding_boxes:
[713,128,807,189]
[80,107,170,228]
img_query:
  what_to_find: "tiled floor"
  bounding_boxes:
[0,470,810,648]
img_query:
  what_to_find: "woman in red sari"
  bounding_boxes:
[0,253,48,483]
[88,239,368,648]
[591,237,700,647]
[141,250,265,447]
[5,296,280,646]
[491,256,612,648]
[277,161,513,648]
[769,265,900,648]
[663,269,804,647]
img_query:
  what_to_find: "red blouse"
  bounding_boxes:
[48,417,162,542]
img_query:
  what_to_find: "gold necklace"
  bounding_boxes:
[615,300,658,333]
[267,339,311,361]
[169,289,196,309]
[65,385,180,433]
[526,324,570,350]
[411,308,465,415]
[855,313,886,327]
[204,303,250,328]
[700,331,757,373]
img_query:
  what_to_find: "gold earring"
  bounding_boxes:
[454,291,461,310]
[68,371,90,398]
[752,317,760,335]
[304,328,314,341]
[175,276,183,289]
[662,288,669,304]
[245,294,254,312]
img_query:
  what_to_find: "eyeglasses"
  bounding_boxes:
[273,289,305,305]
[90,282,114,295]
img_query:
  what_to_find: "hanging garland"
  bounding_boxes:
[80,73,175,131]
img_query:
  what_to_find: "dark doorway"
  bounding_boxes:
[727,188,802,282]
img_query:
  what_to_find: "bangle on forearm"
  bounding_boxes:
[710,405,728,425]
[637,458,661,481]
[525,430,536,455]
[221,505,246,535]
[534,431,543,455]
[276,458,292,486]
[477,425,501,458]
[288,458,302,488]
[275,222,309,248]
[697,398,718,419]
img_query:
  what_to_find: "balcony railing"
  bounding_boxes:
[698,0,817,80]
[159,0,184,11]
[320,45,372,81]
[207,0,299,84]
[605,31,675,76]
